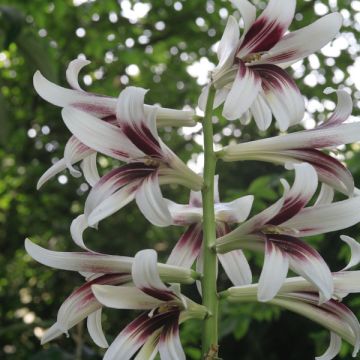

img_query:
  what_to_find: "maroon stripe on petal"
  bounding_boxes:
[269,195,307,225]
[122,122,163,159]
[239,18,285,54]
[268,235,321,261]
[96,163,156,188]
[124,309,180,339]
[252,64,298,92]
[285,149,354,194]
[61,273,131,326]
[176,224,203,252]
[73,103,114,117]
[140,287,176,302]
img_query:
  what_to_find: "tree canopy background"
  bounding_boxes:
[1,0,360,359]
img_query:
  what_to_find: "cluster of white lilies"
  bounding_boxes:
[26,0,360,359]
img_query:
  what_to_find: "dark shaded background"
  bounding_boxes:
[1,0,360,359]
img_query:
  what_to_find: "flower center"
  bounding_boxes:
[241,52,266,64]
[261,225,299,236]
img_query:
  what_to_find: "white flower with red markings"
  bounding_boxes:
[35,59,198,188]
[217,163,360,302]
[219,89,357,196]
[24,239,198,348]
[50,86,203,249]
[226,235,360,360]
[92,249,206,360]
[199,0,342,130]
[165,176,254,287]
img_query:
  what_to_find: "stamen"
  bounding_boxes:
[262,225,300,236]
[241,52,267,64]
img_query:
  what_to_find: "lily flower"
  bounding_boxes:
[216,163,360,302]
[92,249,207,360]
[24,238,198,347]
[218,89,357,195]
[57,86,203,249]
[199,0,342,130]
[165,176,254,286]
[35,59,197,189]
[224,236,360,360]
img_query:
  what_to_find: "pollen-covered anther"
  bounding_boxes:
[157,302,181,314]
[241,52,266,64]
[142,157,162,167]
[261,224,299,236]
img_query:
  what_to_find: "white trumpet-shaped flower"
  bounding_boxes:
[35,60,197,188]
[219,89,357,196]
[55,86,203,249]
[217,163,360,303]
[24,238,198,347]
[92,249,206,360]
[199,0,342,130]
[226,235,360,360]
[165,176,254,287]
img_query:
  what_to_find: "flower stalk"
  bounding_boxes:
[201,85,219,358]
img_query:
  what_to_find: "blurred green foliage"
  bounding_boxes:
[0,0,360,359]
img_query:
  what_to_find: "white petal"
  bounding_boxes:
[25,238,134,273]
[216,16,240,68]
[103,313,153,360]
[87,308,109,348]
[70,214,91,250]
[282,196,360,237]
[253,64,304,130]
[272,235,334,302]
[340,235,360,271]
[117,87,164,158]
[61,107,143,161]
[215,195,254,223]
[258,13,343,67]
[320,88,353,128]
[237,0,296,58]
[41,323,63,344]
[314,184,334,206]
[315,332,342,360]
[269,163,318,225]
[189,190,202,207]
[37,159,67,190]
[87,184,137,227]
[166,199,202,225]
[33,71,117,117]
[250,92,272,131]
[92,285,162,310]
[134,330,160,360]
[214,88,231,109]
[64,136,92,178]
[66,59,91,90]
[158,320,185,360]
[271,295,360,354]
[230,0,256,35]
[56,274,131,338]
[133,249,176,301]
[135,175,172,227]
[117,87,147,128]
[81,153,100,186]
[218,250,252,286]
[258,240,289,302]
[222,122,360,155]
[198,84,210,111]
[166,224,203,268]
[84,164,151,224]
[223,63,261,120]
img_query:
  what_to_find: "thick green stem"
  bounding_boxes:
[201,85,219,359]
